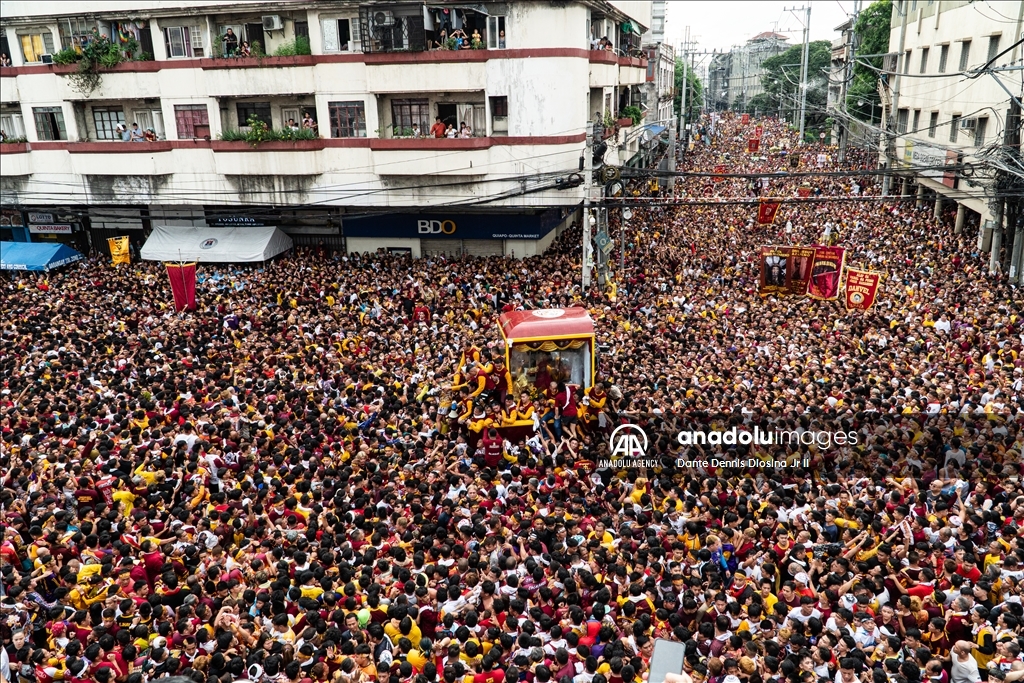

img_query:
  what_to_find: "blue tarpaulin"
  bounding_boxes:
[0,241,85,271]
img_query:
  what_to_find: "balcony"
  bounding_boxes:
[0,143,31,175]
[366,55,487,93]
[211,138,334,175]
[589,50,619,88]
[203,56,317,98]
[370,137,490,175]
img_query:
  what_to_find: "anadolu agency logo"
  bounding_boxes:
[600,424,661,469]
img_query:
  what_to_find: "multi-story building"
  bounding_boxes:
[642,0,673,126]
[0,0,650,258]
[707,51,731,111]
[828,16,854,145]
[882,0,1023,281]
[726,32,788,111]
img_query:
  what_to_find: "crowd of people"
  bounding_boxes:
[1,113,1023,683]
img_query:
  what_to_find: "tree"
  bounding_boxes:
[757,40,832,140]
[848,0,892,123]
[674,58,704,120]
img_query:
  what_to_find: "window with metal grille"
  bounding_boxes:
[328,101,366,138]
[987,35,1000,63]
[19,31,55,62]
[174,104,208,138]
[928,112,938,138]
[897,108,909,134]
[390,98,429,135]
[164,26,193,58]
[33,106,67,141]
[58,17,93,51]
[958,40,970,70]
[919,47,928,73]
[190,24,205,57]
[1,112,26,139]
[236,102,272,128]
[92,106,125,140]
[912,110,921,133]
[975,117,987,146]
[949,114,960,142]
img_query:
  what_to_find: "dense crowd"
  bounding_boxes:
[1,113,1023,683]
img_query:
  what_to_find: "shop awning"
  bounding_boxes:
[140,225,293,263]
[499,307,595,342]
[0,241,84,271]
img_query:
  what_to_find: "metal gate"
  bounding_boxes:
[421,240,463,257]
[462,240,504,257]
[289,234,346,251]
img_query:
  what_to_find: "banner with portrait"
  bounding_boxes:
[806,246,846,301]
[755,125,763,138]
[787,246,817,296]
[758,246,791,295]
[747,138,760,153]
[741,114,750,125]
[844,269,882,311]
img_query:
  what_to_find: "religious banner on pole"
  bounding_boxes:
[797,186,812,198]
[787,246,817,296]
[755,125,763,138]
[741,113,750,125]
[712,165,727,182]
[747,138,760,153]
[758,245,791,295]
[165,262,198,312]
[107,236,130,265]
[844,269,882,311]
[806,246,846,301]
[757,199,780,225]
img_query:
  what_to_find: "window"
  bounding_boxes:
[19,31,55,62]
[490,96,508,135]
[174,104,209,138]
[58,17,94,51]
[236,102,272,128]
[391,98,429,135]
[487,15,506,49]
[135,109,165,139]
[938,44,948,73]
[903,50,911,74]
[919,47,929,73]
[328,101,366,137]
[912,110,921,132]
[949,114,960,142]
[928,111,938,138]
[959,40,971,70]
[164,26,194,58]
[190,24,205,57]
[294,21,309,40]
[987,35,1000,63]
[33,107,67,141]
[92,106,125,140]
[321,18,355,52]
[1,112,26,139]
[897,108,909,134]
[975,117,988,146]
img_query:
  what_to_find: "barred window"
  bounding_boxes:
[174,104,209,138]
[328,101,366,138]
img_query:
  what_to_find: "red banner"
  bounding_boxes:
[844,269,882,311]
[757,199,780,225]
[759,246,791,295]
[806,246,846,301]
[741,114,750,125]
[747,138,760,153]
[712,165,727,182]
[797,186,812,197]
[755,125,763,138]
[788,246,817,296]
[166,262,197,312]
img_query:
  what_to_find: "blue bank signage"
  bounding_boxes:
[344,210,562,240]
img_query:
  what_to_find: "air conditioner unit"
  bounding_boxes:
[960,118,977,130]
[262,15,284,31]
[41,54,53,64]
[373,10,396,27]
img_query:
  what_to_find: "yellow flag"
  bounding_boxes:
[108,236,130,265]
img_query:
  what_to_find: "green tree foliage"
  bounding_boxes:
[848,0,892,123]
[755,40,832,140]
[674,58,704,120]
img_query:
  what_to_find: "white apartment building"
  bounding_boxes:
[0,0,651,258]
[726,32,788,111]
[884,0,1024,278]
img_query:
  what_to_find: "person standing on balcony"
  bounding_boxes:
[459,122,472,138]
[430,117,446,138]
[129,123,145,142]
[222,28,239,56]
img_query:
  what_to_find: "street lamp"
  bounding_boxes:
[582,211,596,289]
[621,207,632,283]
[857,100,880,125]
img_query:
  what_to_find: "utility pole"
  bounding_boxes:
[582,123,594,290]
[786,6,811,144]
[679,26,689,146]
[838,0,860,163]
[882,0,909,196]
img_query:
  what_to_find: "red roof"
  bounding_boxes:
[499,307,595,341]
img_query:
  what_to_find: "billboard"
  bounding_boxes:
[343,209,563,240]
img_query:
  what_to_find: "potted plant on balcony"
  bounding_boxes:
[52,30,141,96]
[619,105,643,127]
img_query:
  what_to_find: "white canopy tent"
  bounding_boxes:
[140,226,293,263]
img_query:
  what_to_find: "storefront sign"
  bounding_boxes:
[27,212,54,224]
[0,209,24,226]
[29,224,74,234]
[344,209,562,240]
[209,216,266,227]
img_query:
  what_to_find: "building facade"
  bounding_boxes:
[883,0,1024,281]
[726,32,788,111]
[707,51,731,111]
[0,0,650,258]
